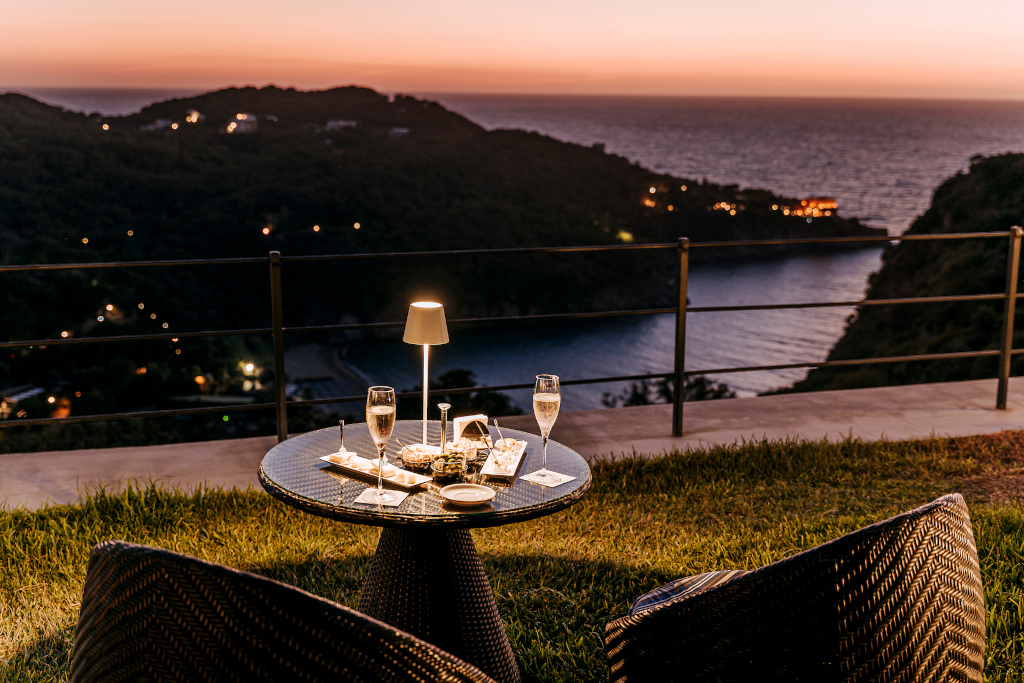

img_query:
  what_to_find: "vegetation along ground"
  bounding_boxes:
[2,431,1023,681]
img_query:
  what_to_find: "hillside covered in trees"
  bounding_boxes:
[795,152,1024,391]
[0,85,884,445]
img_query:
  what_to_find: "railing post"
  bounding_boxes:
[673,237,689,437]
[997,226,1022,409]
[269,251,288,441]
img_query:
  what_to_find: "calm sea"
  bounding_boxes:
[14,89,1024,406]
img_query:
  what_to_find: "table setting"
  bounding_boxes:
[257,301,592,683]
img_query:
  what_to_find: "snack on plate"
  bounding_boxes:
[492,438,525,454]
[367,460,399,478]
[393,471,417,486]
[327,451,358,467]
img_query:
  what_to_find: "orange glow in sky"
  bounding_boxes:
[2,0,1022,99]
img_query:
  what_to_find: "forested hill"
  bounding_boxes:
[794,152,1024,392]
[0,85,883,339]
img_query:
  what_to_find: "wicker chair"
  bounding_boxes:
[71,540,496,683]
[605,493,985,682]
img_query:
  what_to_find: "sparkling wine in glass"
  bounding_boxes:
[528,374,561,484]
[366,386,397,503]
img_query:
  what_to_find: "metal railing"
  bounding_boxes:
[1,227,1021,441]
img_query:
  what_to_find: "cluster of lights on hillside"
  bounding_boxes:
[712,201,743,216]
[641,184,687,210]
[770,198,836,218]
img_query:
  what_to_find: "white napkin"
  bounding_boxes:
[519,471,576,487]
[353,489,409,506]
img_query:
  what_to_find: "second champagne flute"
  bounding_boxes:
[366,386,397,503]
[528,374,561,484]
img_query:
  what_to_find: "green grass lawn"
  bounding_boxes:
[2,432,1023,682]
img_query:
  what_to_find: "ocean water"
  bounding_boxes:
[12,89,1024,406]
[354,95,1024,404]
[426,95,1024,234]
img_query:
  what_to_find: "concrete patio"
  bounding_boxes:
[3,377,1023,510]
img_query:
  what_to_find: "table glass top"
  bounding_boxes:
[259,420,592,528]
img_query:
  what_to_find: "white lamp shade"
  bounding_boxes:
[403,302,449,345]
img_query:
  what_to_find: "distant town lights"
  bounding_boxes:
[171,123,178,130]
[102,124,109,130]
[82,238,89,244]
[354,222,361,229]
[61,331,68,338]
[138,303,144,309]
[649,187,656,194]
[97,316,104,322]
[195,376,206,385]
[106,304,113,311]
[262,227,270,235]
[150,313,157,319]
[313,225,320,232]
[680,185,687,191]
[127,230,133,236]
[48,396,55,404]
[162,323,169,328]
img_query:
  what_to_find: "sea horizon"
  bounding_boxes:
[6,85,1024,117]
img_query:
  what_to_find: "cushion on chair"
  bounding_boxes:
[629,569,750,615]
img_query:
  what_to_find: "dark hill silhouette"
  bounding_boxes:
[793,152,1024,392]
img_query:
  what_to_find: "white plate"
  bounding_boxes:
[319,453,431,489]
[439,483,496,506]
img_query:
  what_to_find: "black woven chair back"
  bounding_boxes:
[605,493,985,682]
[71,540,496,683]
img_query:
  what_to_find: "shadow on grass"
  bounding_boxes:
[0,626,76,683]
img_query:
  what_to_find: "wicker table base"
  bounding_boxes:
[357,527,520,683]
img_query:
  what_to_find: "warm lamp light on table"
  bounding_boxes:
[403,301,449,445]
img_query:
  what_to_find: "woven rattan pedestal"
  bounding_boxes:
[259,421,592,683]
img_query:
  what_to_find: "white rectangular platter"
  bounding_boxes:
[319,452,431,489]
[479,439,528,479]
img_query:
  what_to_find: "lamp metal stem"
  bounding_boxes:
[422,344,429,444]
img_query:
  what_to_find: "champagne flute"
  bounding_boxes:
[528,374,561,484]
[366,386,397,503]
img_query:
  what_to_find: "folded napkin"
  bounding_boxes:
[353,489,409,506]
[520,471,576,488]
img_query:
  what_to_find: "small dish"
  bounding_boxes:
[431,454,467,480]
[398,443,439,471]
[440,483,496,506]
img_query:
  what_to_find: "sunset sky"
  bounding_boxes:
[2,0,1023,99]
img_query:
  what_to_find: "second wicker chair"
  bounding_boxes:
[71,540,496,683]
[605,493,986,682]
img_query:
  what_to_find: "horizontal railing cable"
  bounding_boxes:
[688,293,1007,313]
[0,256,267,273]
[689,231,1009,249]
[0,401,277,428]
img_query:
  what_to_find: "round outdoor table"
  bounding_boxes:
[258,420,592,683]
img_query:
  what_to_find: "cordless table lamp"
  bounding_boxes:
[403,301,449,445]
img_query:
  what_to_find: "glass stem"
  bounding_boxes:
[542,433,549,471]
[377,446,385,491]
